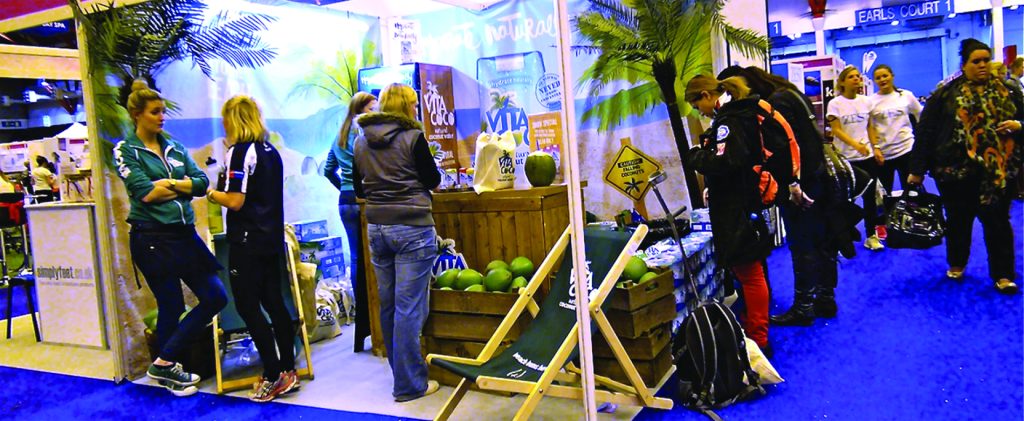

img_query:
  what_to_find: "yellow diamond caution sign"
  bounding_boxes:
[604,144,663,201]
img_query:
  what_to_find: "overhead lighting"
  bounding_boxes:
[847,26,854,31]
[948,13,957,18]
[891,20,900,26]
[1012,5,1020,10]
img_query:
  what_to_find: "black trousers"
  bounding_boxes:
[936,175,1016,281]
[851,159,882,233]
[229,244,295,380]
[782,176,839,295]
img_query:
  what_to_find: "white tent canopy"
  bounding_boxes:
[54,121,88,139]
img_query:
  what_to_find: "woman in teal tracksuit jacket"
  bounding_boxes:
[115,80,226,394]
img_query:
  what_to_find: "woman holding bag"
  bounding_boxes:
[908,39,1022,294]
[352,83,441,402]
[869,65,923,196]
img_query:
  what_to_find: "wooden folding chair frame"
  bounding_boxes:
[426,225,674,420]
[208,235,315,394]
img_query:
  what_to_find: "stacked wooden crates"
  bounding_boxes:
[420,185,572,385]
[360,186,570,357]
[594,268,677,386]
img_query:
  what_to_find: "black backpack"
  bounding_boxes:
[673,298,764,419]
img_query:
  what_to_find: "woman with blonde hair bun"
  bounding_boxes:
[207,95,298,402]
[114,79,227,397]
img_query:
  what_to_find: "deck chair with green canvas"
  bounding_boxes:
[427,225,674,420]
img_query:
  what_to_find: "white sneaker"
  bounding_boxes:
[159,380,198,397]
[863,235,885,251]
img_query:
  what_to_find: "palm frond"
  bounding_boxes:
[579,82,663,131]
[69,0,280,144]
[709,9,768,61]
[586,0,639,30]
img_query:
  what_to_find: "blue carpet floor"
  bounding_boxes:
[0,283,34,319]
[2,202,1021,420]
[637,199,1024,420]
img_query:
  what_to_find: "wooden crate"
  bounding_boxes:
[594,344,674,386]
[361,185,573,356]
[432,185,571,274]
[424,288,531,342]
[608,269,675,311]
[593,323,671,360]
[606,294,677,339]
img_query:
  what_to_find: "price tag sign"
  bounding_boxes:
[604,144,662,201]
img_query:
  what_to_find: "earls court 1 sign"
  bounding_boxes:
[855,0,953,26]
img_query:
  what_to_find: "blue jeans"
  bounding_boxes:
[367,223,436,399]
[129,228,227,363]
[339,191,370,352]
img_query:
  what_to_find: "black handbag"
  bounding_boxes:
[884,188,946,249]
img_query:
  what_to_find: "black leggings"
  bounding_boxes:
[229,245,295,380]
[851,159,882,233]
[877,154,911,195]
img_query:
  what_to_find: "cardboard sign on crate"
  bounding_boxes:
[292,219,329,242]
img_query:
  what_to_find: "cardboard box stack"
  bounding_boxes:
[671,231,726,334]
[293,219,347,284]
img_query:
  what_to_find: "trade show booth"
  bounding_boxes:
[1,0,766,419]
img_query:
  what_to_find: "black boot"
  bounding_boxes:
[770,292,815,326]
[814,287,837,318]
[772,251,817,326]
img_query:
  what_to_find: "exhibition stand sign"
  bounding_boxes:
[27,203,107,348]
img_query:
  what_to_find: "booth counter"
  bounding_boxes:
[25,202,108,348]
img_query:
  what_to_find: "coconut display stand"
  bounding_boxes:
[359,184,574,358]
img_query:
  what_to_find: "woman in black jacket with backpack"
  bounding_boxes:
[683,75,773,352]
[717,66,844,326]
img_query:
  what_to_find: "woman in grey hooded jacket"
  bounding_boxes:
[352,83,441,402]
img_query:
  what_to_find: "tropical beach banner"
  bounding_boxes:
[398,0,702,217]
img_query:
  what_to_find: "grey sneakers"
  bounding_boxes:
[147,362,200,387]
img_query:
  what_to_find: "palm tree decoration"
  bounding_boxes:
[69,0,277,154]
[288,40,380,106]
[574,0,768,206]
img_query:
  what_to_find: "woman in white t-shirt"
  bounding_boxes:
[827,66,885,250]
[31,155,56,203]
[870,65,923,197]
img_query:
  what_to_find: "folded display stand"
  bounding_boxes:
[427,225,674,420]
[208,232,315,394]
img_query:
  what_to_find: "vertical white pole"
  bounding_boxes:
[553,0,597,419]
[812,17,826,56]
[75,17,127,381]
[993,0,1006,57]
